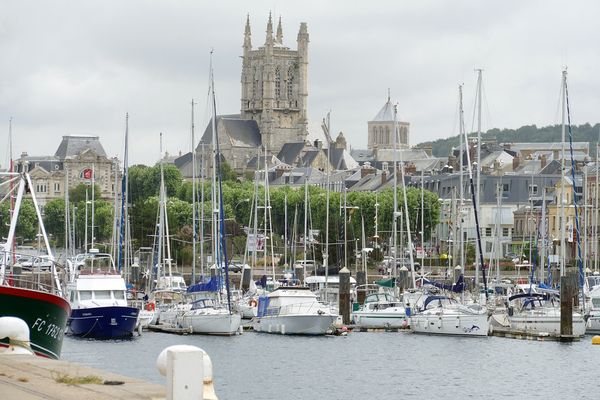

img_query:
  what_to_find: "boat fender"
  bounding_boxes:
[507,306,514,317]
[248,299,258,307]
[145,302,156,311]
[0,317,34,356]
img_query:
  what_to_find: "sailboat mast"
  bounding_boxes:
[458,85,466,269]
[461,87,488,300]
[596,130,599,273]
[118,113,129,272]
[303,169,309,281]
[323,112,331,298]
[200,143,205,277]
[91,163,95,249]
[191,99,197,284]
[392,104,399,281]
[560,70,566,277]
[474,69,483,288]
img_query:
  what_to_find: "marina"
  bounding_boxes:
[4,2,600,399]
[59,330,600,399]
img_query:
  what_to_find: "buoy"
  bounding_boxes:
[592,336,600,345]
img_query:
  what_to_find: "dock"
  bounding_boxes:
[0,354,165,400]
[147,324,192,335]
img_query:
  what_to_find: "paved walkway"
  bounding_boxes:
[0,354,165,400]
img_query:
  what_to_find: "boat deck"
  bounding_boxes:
[0,354,165,400]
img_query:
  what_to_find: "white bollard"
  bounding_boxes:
[0,317,34,355]
[156,345,218,400]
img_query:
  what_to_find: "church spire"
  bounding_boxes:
[244,14,252,51]
[276,16,283,44]
[265,12,274,46]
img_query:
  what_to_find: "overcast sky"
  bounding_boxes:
[2,0,599,166]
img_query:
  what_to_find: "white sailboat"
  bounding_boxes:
[178,53,241,335]
[409,84,489,337]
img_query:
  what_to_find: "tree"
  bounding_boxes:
[70,183,102,203]
[129,164,183,203]
[43,198,66,246]
[0,199,39,243]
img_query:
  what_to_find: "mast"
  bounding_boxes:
[596,131,600,273]
[396,104,417,289]
[91,163,95,249]
[420,168,425,270]
[461,83,489,301]
[303,168,309,281]
[474,69,483,288]
[458,85,466,269]
[560,70,566,277]
[321,113,332,300]
[392,106,399,282]
[191,99,197,284]
[209,50,233,312]
[118,113,129,272]
[200,143,205,277]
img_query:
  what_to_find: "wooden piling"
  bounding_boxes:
[356,271,366,305]
[560,272,578,341]
[241,266,251,291]
[339,267,351,325]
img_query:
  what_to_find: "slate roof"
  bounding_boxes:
[199,114,261,148]
[277,142,306,165]
[371,98,395,122]
[54,135,107,158]
[173,152,193,169]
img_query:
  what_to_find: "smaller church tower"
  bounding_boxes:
[368,92,410,150]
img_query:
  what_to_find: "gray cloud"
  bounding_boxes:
[1,0,599,167]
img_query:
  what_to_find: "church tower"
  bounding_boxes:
[367,92,410,150]
[241,14,309,154]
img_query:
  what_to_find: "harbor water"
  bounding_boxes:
[62,330,600,399]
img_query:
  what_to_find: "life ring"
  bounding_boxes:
[145,302,155,311]
[248,299,258,307]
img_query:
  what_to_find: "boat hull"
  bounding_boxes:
[253,314,337,335]
[410,311,489,336]
[352,310,408,329]
[179,311,242,335]
[509,313,586,337]
[587,311,600,334]
[0,285,70,359]
[68,306,139,339]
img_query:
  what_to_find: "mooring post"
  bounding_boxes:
[294,264,304,285]
[339,267,351,325]
[356,270,366,305]
[241,265,251,291]
[560,271,577,340]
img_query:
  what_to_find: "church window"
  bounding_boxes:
[275,67,281,99]
[287,67,294,99]
[252,67,259,99]
[385,127,390,144]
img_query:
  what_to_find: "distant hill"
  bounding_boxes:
[418,123,600,158]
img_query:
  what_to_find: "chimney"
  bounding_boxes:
[381,163,388,185]
[361,162,375,178]
[540,154,547,169]
[512,153,521,171]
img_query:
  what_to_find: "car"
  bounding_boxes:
[19,255,53,271]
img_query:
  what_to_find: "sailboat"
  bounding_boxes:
[498,70,585,338]
[0,168,70,358]
[409,84,489,337]
[178,53,241,335]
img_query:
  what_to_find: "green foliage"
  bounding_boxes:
[72,199,114,248]
[0,199,39,243]
[418,123,600,158]
[70,183,102,203]
[43,198,66,246]
[128,164,183,203]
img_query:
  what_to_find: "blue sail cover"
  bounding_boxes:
[187,276,221,293]
[422,274,465,293]
[256,295,270,317]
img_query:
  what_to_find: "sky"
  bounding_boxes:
[2,0,600,166]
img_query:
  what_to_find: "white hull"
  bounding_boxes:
[410,310,489,336]
[253,314,336,335]
[137,309,155,329]
[587,311,600,334]
[509,311,586,337]
[238,303,257,319]
[179,310,242,335]
[352,309,408,329]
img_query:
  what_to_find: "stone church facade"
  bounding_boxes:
[198,14,309,172]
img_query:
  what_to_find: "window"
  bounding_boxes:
[502,184,509,192]
[486,242,493,252]
[79,291,92,300]
[485,227,492,236]
[275,67,281,98]
[529,184,538,195]
[54,182,60,192]
[94,290,111,300]
[287,67,294,99]
[502,227,510,237]
[113,291,125,300]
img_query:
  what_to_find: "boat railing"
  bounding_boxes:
[1,250,65,295]
[264,301,329,317]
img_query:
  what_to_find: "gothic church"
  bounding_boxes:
[199,14,309,171]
